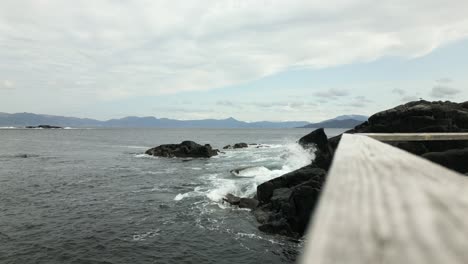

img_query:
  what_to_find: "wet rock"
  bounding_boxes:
[234,143,248,149]
[257,164,326,205]
[145,141,219,158]
[223,145,232,149]
[223,193,241,205]
[254,164,327,237]
[238,198,259,209]
[298,128,334,170]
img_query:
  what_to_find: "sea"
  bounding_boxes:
[0,127,346,264]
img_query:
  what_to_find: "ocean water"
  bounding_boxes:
[0,128,346,264]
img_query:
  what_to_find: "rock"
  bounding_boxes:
[223,143,249,149]
[239,198,259,209]
[298,128,334,170]
[298,128,329,150]
[328,101,468,155]
[233,143,248,149]
[257,164,326,205]
[422,148,468,174]
[26,125,63,129]
[145,141,219,158]
[254,164,327,237]
[223,194,259,209]
[223,193,241,205]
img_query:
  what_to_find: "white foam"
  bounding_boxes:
[134,154,158,159]
[231,166,271,178]
[0,127,16,129]
[204,142,314,203]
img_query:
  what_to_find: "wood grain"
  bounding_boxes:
[357,132,468,141]
[300,134,468,264]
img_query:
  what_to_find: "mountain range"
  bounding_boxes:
[0,112,367,128]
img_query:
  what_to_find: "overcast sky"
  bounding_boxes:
[1,0,468,122]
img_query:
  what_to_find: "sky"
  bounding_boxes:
[0,0,468,122]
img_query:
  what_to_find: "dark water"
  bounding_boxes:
[0,128,345,264]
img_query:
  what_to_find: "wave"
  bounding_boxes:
[174,142,314,203]
[0,127,17,129]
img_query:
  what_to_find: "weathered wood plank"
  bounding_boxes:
[357,132,468,141]
[300,134,468,264]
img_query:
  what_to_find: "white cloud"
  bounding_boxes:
[0,80,14,90]
[0,0,468,102]
[314,88,349,98]
[430,85,461,98]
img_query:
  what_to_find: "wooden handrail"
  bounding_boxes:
[357,132,468,141]
[300,134,468,264]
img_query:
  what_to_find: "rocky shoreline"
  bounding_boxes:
[225,100,468,238]
[145,100,468,238]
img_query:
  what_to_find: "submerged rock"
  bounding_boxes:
[145,141,219,158]
[223,194,259,210]
[223,193,241,205]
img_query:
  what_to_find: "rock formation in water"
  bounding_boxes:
[223,143,249,149]
[26,125,63,129]
[145,141,219,158]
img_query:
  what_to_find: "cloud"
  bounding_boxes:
[392,88,405,95]
[401,95,420,102]
[430,85,461,98]
[0,80,15,90]
[216,100,236,107]
[341,95,373,108]
[435,78,452,84]
[0,0,467,102]
[314,88,349,98]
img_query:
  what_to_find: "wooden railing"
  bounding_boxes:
[300,133,468,264]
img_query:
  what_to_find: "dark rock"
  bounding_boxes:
[327,101,468,155]
[298,128,334,170]
[26,125,63,129]
[257,164,326,205]
[391,142,429,155]
[422,148,468,174]
[239,198,259,209]
[254,164,327,237]
[298,128,329,150]
[223,193,241,205]
[223,145,232,149]
[259,219,294,236]
[145,141,219,158]
[233,143,248,149]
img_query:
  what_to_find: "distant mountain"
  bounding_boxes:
[0,112,310,128]
[0,112,368,128]
[331,115,368,121]
[298,115,368,129]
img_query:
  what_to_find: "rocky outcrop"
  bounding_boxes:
[223,142,249,149]
[298,128,333,170]
[254,164,327,237]
[329,100,468,173]
[145,141,219,158]
[225,100,468,239]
